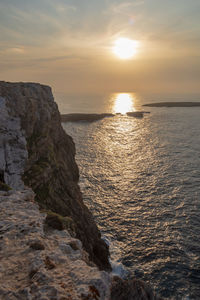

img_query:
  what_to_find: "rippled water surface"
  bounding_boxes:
[61,94,200,299]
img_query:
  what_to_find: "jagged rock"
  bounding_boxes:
[110,276,162,300]
[0,96,27,190]
[0,190,111,299]
[0,81,111,271]
[29,240,45,251]
[44,256,56,270]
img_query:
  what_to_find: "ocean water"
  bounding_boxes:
[59,93,200,299]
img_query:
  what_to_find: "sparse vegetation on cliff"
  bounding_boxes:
[0,181,12,191]
[44,210,76,236]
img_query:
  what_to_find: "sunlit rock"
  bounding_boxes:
[0,81,111,271]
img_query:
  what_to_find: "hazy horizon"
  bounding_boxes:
[0,0,200,95]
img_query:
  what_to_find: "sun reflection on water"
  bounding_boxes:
[112,93,136,114]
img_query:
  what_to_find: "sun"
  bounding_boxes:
[113,38,139,59]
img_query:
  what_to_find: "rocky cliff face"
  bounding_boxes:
[0,188,110,299]
[0,81,110,271]
[0,95,27,189]
[0,81,162,300]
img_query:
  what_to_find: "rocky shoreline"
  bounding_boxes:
[0,81,161,299]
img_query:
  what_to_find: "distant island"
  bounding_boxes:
[61,113,114,122]
[61,112,151,122]
[143,102,200,107]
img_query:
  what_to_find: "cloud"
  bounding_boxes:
[110,1,144,15]
[0,0,199,94]
[7,47,25,54]
[0,0,78,48]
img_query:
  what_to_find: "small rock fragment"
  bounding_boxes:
[29,240,45,250]
[44,256,56,270]
[69,240,80,251]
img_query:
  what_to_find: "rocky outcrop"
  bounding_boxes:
[0,189,110,299]
[0,96,27,190]
[0,188,160,300]
[110,277,162,300]
[0,81,110,271]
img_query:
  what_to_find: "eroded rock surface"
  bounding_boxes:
[0,189,110,300]
[0,81,110,271]
[0,96,27,189]
[110,276,162,300]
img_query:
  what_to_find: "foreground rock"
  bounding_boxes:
[0,95,27,189]
[61,113,114,123]
[110,277,162,300]
[0,189,110,299]
[0,189,161,300]
[143,102,200,107]
[0,81,110,271]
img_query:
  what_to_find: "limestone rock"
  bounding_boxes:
[0,190,111,300]
[0,81,111,271]
[110,276,162,300]
[0,96,27,190]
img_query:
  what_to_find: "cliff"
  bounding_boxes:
[0,81,161,300]
[0,81,110,271]
[0,189,110,299]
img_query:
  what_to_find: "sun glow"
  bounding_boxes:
[113,38,139,59]
[113,93,135,114]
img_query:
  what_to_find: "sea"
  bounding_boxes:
[57,92,200,299]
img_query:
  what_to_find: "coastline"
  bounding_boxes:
[0,81,161,299]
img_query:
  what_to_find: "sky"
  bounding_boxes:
[0,0,200,95]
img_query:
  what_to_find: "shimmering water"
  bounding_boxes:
[60,93,200,299]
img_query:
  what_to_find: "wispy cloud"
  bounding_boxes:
[0,0,199,93]
[6,47,25,54]
[0,0,77,48]
[109,1,144,15]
